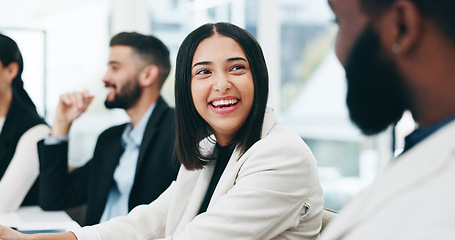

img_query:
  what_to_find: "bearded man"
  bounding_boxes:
[322,0,455,239]
[38,32,179,226]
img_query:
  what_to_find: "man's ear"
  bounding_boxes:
[386,0,423,55]
[140,64,159,87]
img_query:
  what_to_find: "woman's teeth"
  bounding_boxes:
[211,99,238,108]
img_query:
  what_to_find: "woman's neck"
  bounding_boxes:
[0,88,12,117]
[214,133,235,147]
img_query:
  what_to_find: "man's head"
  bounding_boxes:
[103,32,171,109]
[329,0,455,134]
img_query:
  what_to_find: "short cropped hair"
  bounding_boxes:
[360,0,455,44]
[110,32,171,88]
[174,22,269,170]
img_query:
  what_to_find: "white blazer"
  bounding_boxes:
[74,108,323,240]
[321,120,455,239]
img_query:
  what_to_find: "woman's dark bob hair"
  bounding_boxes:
[174,22,269,170]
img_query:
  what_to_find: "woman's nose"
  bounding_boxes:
[212,74,232,93]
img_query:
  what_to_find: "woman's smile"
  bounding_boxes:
[209,97,240,114]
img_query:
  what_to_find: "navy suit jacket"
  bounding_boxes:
[38,96,179,226]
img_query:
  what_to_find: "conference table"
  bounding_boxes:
[0,206,80,234]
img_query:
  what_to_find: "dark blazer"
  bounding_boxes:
[38,96,179,226]
[0,89,46,206]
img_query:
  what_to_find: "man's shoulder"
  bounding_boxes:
[98,123,129,139]
[146,98,175,128]
[153,97,175,119]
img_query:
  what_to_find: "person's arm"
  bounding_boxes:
[0,124,49,212]
[71,176,179,240]
[37,91,94,211]
[73,128,322,240]
[0,226,76,240]
[37,140,93,210]
[50,91,93,138]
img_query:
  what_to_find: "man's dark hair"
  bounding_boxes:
[110,32,171,88]
[360,0,455,43]
[174,22,269,170]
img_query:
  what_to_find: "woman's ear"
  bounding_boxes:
[4,62,19,83]
[140,64,159,87]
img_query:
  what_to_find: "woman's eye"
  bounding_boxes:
[231,65,246,71]
[195,69,211,75]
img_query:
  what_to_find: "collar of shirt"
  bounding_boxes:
[403,114,455,153]
[121,102,156,148]
[99,102,157,223]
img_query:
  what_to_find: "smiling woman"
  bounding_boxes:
[0,22,324,240]
[190,34,254,146]
[174,23,269,171]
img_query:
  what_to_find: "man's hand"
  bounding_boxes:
[51,90,94,137]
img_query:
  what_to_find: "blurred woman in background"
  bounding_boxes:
[0,33,49,212]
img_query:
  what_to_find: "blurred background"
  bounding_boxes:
[0,0,415,211]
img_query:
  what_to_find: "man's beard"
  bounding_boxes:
[345,24,411,135]
[104,77,142,110]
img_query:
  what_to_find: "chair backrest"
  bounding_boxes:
[321,208,338,232]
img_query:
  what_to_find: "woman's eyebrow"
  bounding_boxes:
[227,57,247,62]
[192,61,212,68]
[192,57,247,68]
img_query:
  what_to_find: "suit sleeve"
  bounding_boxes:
[38,139,91,210]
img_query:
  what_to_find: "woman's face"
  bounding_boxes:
[0,62,15,94]
[191,34,254,146]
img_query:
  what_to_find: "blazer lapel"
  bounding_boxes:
[208,108,278,211]
[135,97,167,176]
[173,109,278,232]
[323,121,455,239]
[174,161,215,233]
[96,129,124,216]
[208,148,242,208]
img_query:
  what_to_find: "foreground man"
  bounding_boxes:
[322,0,455,239]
